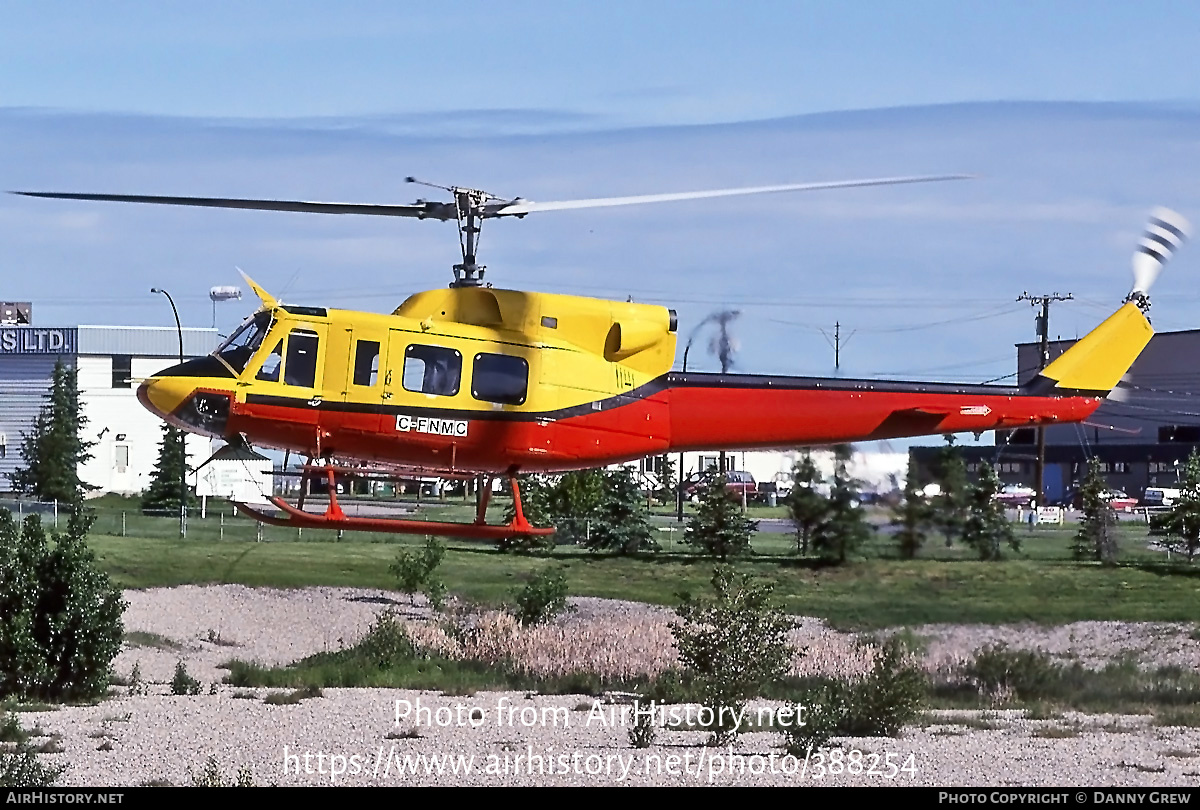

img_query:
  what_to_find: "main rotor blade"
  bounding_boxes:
[10,191,458,221]
[488,174,973,217]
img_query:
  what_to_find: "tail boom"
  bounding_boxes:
[664,300,1151,451]
[664,374,1101,451]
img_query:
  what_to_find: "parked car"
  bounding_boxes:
[684,470,757,501]
[993,484,1036,507]
[756,479,794,503]
[1105,490,1139,512]
[1067,488,1138,511]
[1142,487,1182,508]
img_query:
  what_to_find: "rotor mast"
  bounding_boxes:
[408,177,493,288]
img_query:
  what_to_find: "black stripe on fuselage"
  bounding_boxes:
[240,369,1100,424]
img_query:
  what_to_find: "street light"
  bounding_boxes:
[150,287,186,538]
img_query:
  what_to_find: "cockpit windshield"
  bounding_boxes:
[215,311,272,373]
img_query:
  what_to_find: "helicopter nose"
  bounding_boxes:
[139,373,233,438]
[137,375,195,421]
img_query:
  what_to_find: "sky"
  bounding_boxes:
[4,2,1200,455]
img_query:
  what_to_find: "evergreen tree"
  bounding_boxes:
[786,452,827,556]
[811,444,870,564]
[892,456,931,560]
[547,469,605,543]
[1160,448,1200,563]
[685,468,759,560]
[1073,457,1119,564]
[498,475,557,553]
[584,467,658,554]
[8,361,94,504]
[962,462,1018,561]
[931,436,969,546]
[141,424,198,511]
[654,454,677,503]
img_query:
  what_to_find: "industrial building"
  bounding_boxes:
[0,305,217,497]
[909,326,1200,504]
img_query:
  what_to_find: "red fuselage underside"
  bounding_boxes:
[215,374,1101,474]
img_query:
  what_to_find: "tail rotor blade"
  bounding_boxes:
[1130,207,1190,299]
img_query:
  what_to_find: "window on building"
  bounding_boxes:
[111,355,132,388]
[284,331,320,388]
[403,344,461,396]
[352,340,380,387]
[1005,428,1036,445]
[1111,462,1129,474]
[472,353,528,405]
[1158,425,1200,443]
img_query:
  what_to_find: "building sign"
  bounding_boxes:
[0,328,76,355]
[196,459,273,505]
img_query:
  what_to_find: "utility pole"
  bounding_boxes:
[1017,291,1073,507]
[820,321,854,371]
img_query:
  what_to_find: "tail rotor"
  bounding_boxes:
[1127,206,1190,311]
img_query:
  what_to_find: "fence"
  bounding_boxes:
[0,498,699,547]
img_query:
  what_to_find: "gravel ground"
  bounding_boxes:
[14,586,1200,787]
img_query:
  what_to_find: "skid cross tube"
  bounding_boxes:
[233,465,552,540]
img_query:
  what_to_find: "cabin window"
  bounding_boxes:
[403,344,461,396]
[353,340,380,387]
[472,353,528,405]
[256,340,283,382]
[284,330,319,388]
[217,311,271,373]
[111,355,132,388]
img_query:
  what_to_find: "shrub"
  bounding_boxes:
[963,643,1059,702]
[840,637,926,736]
[0,713,63,788]
[670,567,794,746]
[358,610,417,668]
[781,637,926,753]
[191,755,254,787]
[782,684,849,755]
[628,703,657,749]
[390,538,447,609]
[127,662,149,697]
[514,568,570,627]
[0,509,126,701]
[171,661,201,696]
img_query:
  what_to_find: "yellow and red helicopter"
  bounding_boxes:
[13,180,1190,539]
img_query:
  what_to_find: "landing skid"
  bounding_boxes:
[233,464,554,540]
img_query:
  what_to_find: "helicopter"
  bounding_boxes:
[12,180,1190,540]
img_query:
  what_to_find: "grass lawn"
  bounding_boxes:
[70,495,1200,631]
